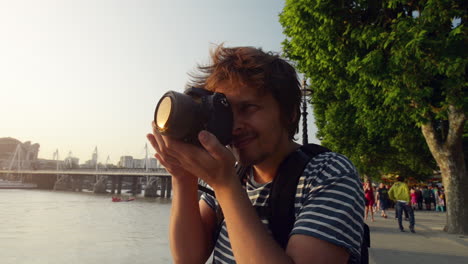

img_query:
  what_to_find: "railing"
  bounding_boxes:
[0,169,171,177]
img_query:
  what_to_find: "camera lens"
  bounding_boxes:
[154,91,200,141]
[156,96,172,131]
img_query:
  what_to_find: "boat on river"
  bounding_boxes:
[112,196,135,202]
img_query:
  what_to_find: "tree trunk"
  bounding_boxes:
[440,154,468,235]
[421,105,467,235]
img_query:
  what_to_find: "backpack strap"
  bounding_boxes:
[268,149,311,248]
[269,144,330,248]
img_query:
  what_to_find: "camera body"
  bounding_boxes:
[154,87,233,146]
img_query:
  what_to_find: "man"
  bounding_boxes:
[422,185,432,210]
[429,185,436,210]
[376,183,389,218]
[432,184,440,211]
[388,176,415,233]
[416,186,423,210]
[147,45,364,263]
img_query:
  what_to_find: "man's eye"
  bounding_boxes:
[241,104,258,113]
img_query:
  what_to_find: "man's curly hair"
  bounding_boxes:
[187,45,301,139]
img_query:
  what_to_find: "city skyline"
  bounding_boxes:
[0,136,158,169]
[0,0,319,164]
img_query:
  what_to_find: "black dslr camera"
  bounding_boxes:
[154,87,233,146]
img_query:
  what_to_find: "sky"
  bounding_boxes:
[0,0,318,164]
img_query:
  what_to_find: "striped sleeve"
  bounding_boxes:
[291,152,365,263]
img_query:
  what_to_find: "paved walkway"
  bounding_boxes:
[367,209,468,264]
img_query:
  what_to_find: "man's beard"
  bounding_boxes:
[232,147,267,167]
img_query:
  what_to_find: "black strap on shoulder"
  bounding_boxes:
[269,144,330,249]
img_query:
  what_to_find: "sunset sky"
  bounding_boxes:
[0,0,318,164]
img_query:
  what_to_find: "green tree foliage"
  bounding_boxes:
[280,0,467,234]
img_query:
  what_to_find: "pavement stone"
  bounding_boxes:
[366,209,468,264]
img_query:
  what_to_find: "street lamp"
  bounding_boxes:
[301,79,312,145]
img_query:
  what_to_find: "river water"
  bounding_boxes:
[0,189,173,264]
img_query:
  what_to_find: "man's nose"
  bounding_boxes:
[232,112,244,135]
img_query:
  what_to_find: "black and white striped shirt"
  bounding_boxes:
[201,151,365,264]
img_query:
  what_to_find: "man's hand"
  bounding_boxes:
[148,121,223,263]
[192,130,238,189]
[146,122,196,184]
[146,121,237,190]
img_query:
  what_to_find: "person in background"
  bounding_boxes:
[364,180,375,222]
[436,191,446,212]
[433,185,440,211]
[376,183,389,218]
[416,187,423,210]
[441,187,447,211]
[392,183,408,220]
[422,186,432,210]
[388,176,415,233]
[372,188,378,214]
[435,187,446,212]
[410,187,418,210]
[429,185,436,210]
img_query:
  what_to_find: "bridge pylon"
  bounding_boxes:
[6,144,28,181]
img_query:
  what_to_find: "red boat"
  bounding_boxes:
[112,196,135,202]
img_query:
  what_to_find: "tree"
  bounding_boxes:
[280,0,467,234]
[307,77,436,181]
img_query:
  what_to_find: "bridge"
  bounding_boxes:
[0,168,171,176]
[0,168,173,198]
[0,142,176,197]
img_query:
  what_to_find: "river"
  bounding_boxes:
[0,189,173,264]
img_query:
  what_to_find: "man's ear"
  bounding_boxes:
[291,106,299,124]
[288,105,301,130]
[285,106,300,137]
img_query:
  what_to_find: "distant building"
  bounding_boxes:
[64,156,80,169]
[147,158,159,168]
[92,149,98,164]
[83,160,97,168]
[0,137,40,170]
[139,158,159,169]
[119,156,134,168]
[133,159,145,168]
[118,156,159,169]
[82,147,99,168]
[0,138,162,171]
[36,159,61,170]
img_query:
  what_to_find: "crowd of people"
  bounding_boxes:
[364,180,446,216]
[363,178,446,233]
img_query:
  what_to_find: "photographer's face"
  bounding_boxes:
[215,82,291,166]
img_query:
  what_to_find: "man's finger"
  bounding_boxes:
[146,133,161,153]
[150,121,182,162]
[198,130,229,161]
